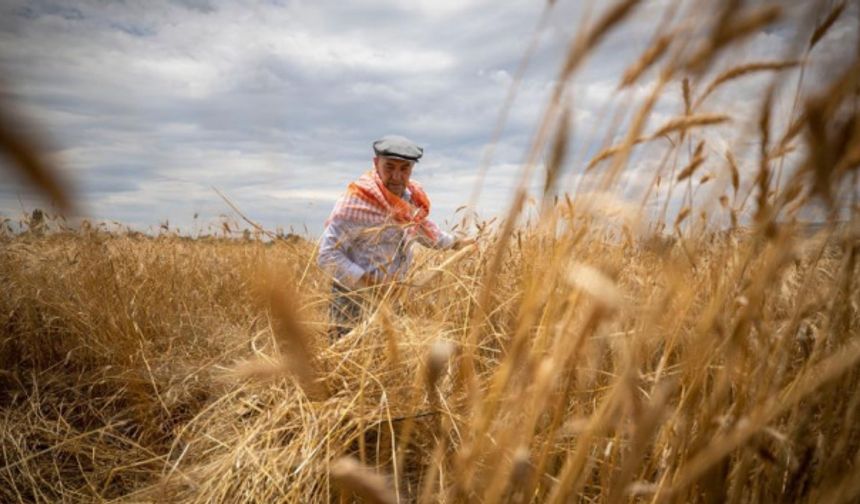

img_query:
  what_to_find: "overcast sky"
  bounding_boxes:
[1,0,856,235]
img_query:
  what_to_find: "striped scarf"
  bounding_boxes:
[325,170,438,242]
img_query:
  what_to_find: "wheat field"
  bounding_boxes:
[2,0,860,502]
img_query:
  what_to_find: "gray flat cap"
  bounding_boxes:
[373,135,423,162]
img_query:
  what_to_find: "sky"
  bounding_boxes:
[0,0,856,236]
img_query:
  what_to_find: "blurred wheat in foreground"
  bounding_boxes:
[2,0,860,502]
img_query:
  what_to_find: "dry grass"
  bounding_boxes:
[2,0,860,502]
[1,216,857,502]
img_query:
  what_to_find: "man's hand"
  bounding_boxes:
[451,237,477,251]
[358,272,378,288]
[358,270,395,288]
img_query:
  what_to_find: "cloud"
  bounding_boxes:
[0,0,853,235]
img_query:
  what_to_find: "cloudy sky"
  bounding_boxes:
[0,0,856,235]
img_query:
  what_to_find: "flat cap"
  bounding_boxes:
[373,135,423,162]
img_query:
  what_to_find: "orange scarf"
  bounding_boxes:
[326,170,439,241]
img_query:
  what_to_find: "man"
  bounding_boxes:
[318,135,472,339]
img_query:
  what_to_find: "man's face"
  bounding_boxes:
[374,156,413,197]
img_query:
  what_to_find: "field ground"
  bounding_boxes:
[1,221,859,502]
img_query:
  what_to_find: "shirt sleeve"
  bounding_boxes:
[317,218,367,288]
[416,219,455,250]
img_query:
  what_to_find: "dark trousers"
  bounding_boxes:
[328,282,365,341]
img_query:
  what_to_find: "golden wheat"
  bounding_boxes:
[2,0,859,502]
